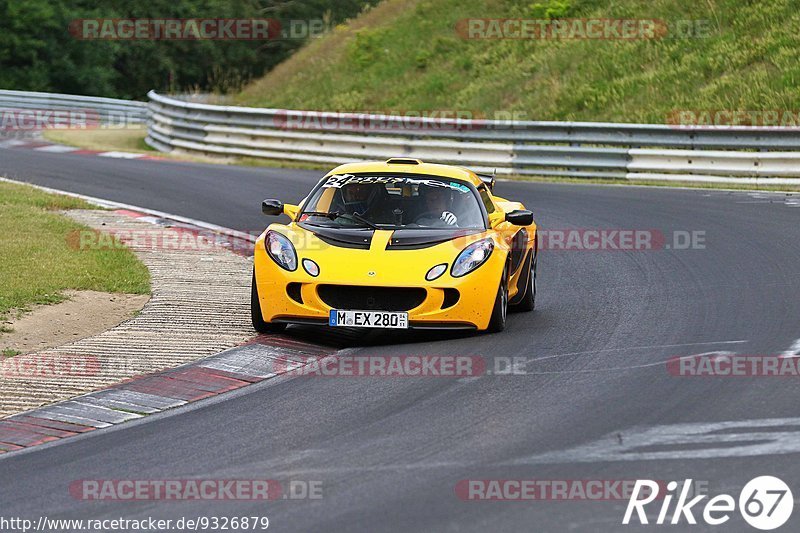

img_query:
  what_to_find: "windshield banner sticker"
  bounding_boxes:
[322,174,466,190]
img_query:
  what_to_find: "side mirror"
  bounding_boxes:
[506,209,534,226]
[262,199,284,216]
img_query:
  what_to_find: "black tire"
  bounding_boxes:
[510,248,536,312]
[251,270,286,333]
[487,267,509,333]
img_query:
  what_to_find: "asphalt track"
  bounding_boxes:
[2,146,800,532]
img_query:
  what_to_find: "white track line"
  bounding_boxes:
[34,145,79,153]
[522,351,736,375]
[0,139,29,148]
[780,338,800,359]
[521,339,747,366]
[97,151,145,159]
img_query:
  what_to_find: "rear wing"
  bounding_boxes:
[475,172,496,191]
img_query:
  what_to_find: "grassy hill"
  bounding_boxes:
[234,0,800,124]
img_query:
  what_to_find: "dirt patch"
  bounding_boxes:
[0,291,150,355]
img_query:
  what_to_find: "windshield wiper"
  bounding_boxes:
[300,210,379,229]
[339,212,380,230]
[301,211,341,220]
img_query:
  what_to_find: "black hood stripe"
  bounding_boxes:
[299,223,372,249]
[386,229,483,250]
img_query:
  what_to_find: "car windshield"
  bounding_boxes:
[298,173,487,230]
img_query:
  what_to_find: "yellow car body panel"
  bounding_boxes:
[253,160,537,331]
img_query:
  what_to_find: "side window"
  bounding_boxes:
[479,187,496,214]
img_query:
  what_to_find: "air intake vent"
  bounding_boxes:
[442,289,460,309]
[286,283,303,304]
[386,158,423,165]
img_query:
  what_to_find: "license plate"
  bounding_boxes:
[329,310,408,329]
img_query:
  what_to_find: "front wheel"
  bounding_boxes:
[251,270,286,333]
[487,267,508,333]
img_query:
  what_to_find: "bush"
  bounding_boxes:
[529,0,573,19]
[348,29,384,68]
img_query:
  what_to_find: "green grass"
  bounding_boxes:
[0,181,151,322]
[43,126,153,154]
[235,0,800,124]
[2,348,21,357]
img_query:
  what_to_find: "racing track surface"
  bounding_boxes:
[2,147,800,532]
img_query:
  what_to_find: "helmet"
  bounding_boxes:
[420,184,452,208]
[341,183,379,214]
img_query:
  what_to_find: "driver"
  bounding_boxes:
[338,182,392,223]
[416,185,458,226]
[342,183,377,213]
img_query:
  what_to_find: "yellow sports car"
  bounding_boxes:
[252,158,537,333]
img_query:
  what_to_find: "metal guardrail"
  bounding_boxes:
[5,89,799,185]
[145,91,800,185]
[0,89,147,126]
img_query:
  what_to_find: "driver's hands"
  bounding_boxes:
[440,211,457,225]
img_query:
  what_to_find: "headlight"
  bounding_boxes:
[451,239,493,277]
[265,231,297,271]
[425,263,447,281]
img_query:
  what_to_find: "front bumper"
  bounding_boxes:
[253,233,505,331]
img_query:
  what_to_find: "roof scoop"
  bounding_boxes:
[386,157,423,165]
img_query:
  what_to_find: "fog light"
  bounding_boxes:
[302,258,319,277]
[425,263,447,281]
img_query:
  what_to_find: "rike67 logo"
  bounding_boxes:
[623,477,793,530]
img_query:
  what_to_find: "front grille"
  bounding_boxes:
[317,285,426,311]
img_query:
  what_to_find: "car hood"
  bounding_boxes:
[298,222,484,250]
